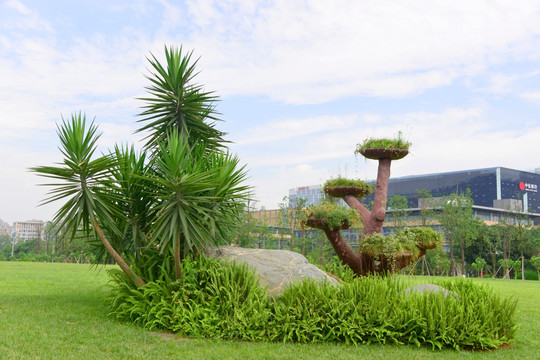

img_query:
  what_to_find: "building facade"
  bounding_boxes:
[13,220,45,241]
[381,167,540,214]
[288,185,324,208]
[0,226,12,238]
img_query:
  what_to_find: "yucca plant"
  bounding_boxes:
[32,45,251,286]
[31,114,145,287]
[137,45,226,152]
[146,130,249,281]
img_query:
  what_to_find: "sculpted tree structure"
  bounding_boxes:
[304,136,442,276]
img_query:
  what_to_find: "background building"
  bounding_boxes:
[288,185,324,208]
[0,225,12,238]
[13,220,45,241]
[380,167,540,213]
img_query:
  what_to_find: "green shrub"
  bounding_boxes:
[305,203,361,230]
[516,269,538,280]
[108,256,272,340]
[107,256,517,350]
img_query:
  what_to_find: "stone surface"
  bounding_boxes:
[404,283,457,298]
[206,246,339,297]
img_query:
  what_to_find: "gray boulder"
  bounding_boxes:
[404,283,458,298]
[206,246,339,297]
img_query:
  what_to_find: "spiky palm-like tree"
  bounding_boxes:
[148,131,248,281]
[134,46,250,281]
[31,114,145,287]
[33,45,250,286]
[137,45,226,152]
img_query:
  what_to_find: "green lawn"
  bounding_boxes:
[0,262,538,359]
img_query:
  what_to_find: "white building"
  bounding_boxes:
[0,225,12,238]
[288,185,325,207]
[14,220,45,241]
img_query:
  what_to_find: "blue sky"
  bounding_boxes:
[2,0,540,224]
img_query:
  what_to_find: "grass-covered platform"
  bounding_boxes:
[1,261,539,359]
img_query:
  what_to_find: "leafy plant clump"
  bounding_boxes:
[361,227,443,261]
[108,256,272,340]
[302,203,361,231]
[355,131,411,153]
[108,256,517,350]
[406,226,444,249]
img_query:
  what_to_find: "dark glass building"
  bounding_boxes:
[381,167,540,214]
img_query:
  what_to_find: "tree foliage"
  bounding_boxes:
[437,190,477,276]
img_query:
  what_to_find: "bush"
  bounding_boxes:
[516,269,538,281]
[108,256,272,340]
[107,256,517,350]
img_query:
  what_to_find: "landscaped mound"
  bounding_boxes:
[323,177,375,198]
[107,256,517,350]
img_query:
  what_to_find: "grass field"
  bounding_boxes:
[0,262,539,360]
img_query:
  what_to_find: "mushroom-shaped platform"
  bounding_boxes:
[324,185,373,198]
[358,148,409,160]
[305,217,352,231]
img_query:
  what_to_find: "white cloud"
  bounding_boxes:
[519,92,540,103]
[175,0,540,103]
[239,104,540,208]
[2,0,540,219]
[247,163,332,209]
[2,0,53,32]
[234,114,357,145]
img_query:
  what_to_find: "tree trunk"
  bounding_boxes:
[449,245,456,276]
[490,252,497,276]
[322,227,368,275]
[93,217,145,287]
[174,232,182,281]
[460,240,466,277]
[365,158,392,236]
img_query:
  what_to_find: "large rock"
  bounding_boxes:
[404,283,458,298]
[206,246,339,297]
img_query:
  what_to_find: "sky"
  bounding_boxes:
[2,0,540,225]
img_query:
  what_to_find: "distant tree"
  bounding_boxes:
[470,257,487,277]
[438,189,476,276]
[511,208,537,280]
[497,258,514,279]
[512,259,522,280]
[387,194,408,232]
[234,197,258,248]
[426,247,451,276]
[287,196,308,251]
[0,234,10,251]
[496,209,536,279]
[531,256,540,281]
[416,189,435,226]
[477,222,502,276]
